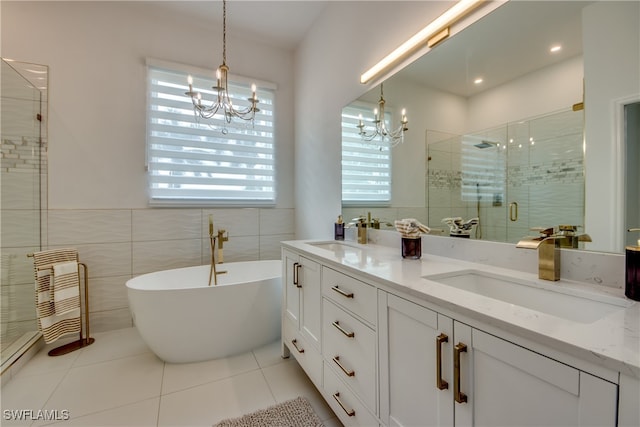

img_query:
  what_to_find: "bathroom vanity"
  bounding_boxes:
[281,239,640,427]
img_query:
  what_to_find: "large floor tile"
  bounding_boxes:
[252,339,288,369]
[12,343,80,379]
[39,397,160,427]
[42,353,164,419]
[72,327,151,367]
[261,359,335,421]
[0,370,68,426]
[158,370,275,427]
[161,351,258,395]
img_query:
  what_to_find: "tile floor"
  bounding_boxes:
[1,327,343,426]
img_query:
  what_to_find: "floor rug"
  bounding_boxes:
[213,396,325,427]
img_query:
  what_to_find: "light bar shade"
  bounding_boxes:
[360,0,484,84]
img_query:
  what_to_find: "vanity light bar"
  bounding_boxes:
[360,0,485,84]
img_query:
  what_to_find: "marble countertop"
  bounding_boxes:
[282,239,640,379]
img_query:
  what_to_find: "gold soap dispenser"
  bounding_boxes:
[626,228,640,301]
[335,215,345,241]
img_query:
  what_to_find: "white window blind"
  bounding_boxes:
[147,63,275,205]
[341,103,392,204]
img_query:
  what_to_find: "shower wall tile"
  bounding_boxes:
[1,247,38,286]
[132,209,201,241]
[260,234,294,260]
[88,275,130,313]
[1,282,36,322]
[89,307,132,333]
[48,210,132,245]
[133,238,202,275]
[1,210,41,247]
[204,208,260,237]
[260,209,294,235]
[1,171,40,210]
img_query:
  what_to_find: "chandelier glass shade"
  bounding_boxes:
[357,84,408,147]
[185,0,259,129]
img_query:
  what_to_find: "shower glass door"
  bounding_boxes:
[427,108,585,244]
[1,59,48,370]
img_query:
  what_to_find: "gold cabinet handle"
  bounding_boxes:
[331,285,354,299]
[291,339,304,354]
[332,321,355,338]
[454,342,468,404]
[509,201,519,222]
[333,356,355,377]
[436,333,449,390]
[332,392,356,417]
[293,262,302,288]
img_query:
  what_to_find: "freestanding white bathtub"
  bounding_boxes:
[126,260,282,363]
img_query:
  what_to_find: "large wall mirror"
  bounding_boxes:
[342,0,639,253]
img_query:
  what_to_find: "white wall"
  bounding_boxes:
[583,1,640,253]
[293,1,458,239]
[1,1,295,210]
[467,55,583,132]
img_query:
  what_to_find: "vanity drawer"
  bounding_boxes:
[324,360,379,427]
[283,319,322,388]
[322,266,377,325]
[323,299,377,412]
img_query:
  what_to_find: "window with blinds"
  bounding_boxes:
[147,63,275,205]
[341,103,392,204]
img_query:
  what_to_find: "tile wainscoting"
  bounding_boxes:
[43,207,294,333]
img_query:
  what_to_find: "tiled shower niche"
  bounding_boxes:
[427,108,585,243]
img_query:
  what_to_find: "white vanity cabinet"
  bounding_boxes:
[378,292,454,427]
[321,266,379,425]
[282,242,628,427]
[379,291,618,427]
[282,248,323,386]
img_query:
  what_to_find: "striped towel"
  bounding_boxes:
[32,249,82,344]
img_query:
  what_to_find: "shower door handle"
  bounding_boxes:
[509,202,519,222]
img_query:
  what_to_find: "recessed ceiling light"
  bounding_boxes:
[550,45,562,53]
[474,77,483,85]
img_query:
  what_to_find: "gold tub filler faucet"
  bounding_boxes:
[208,215,228,286]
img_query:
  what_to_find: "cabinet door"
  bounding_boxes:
[300,256,321,350]
[454,322,618,427]
[379,292,454,427]
[282,249,300,328]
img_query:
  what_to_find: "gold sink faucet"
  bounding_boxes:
[516,227,566,281]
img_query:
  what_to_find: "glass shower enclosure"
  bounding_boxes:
[1,59,48,371]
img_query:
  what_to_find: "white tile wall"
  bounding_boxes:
[43,207,294,334]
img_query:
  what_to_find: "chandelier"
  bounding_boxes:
[185,0,259,130]
[357,84,408,147]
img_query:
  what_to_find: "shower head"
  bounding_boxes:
[474,140,497,149]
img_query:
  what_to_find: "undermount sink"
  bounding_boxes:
[423,270,632,323]
[310,241,363,253]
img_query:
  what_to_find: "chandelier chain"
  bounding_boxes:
[222,0,227,65]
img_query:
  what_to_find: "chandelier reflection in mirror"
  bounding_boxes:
[185,0,259,132]
[357,84,408,147]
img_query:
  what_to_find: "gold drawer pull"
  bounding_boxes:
[332,285,354,299]
[332,392,355,417]
[454,342,468,404]
[436,333,449,390]
[291,339,304,354]
[332,321,355,338]
[293,262,302,288]
[333,356,355,377]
